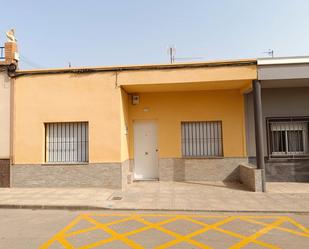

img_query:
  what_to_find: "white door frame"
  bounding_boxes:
[133,120,159,180]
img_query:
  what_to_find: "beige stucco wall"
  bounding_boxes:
[13,72,122,164]
[0,69,10,159]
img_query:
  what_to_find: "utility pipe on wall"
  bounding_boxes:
[253,80,266,192]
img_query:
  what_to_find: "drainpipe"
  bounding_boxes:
[252,80,266,192]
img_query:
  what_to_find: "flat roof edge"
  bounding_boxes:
[258,56,309,66]
[13,59,256,77]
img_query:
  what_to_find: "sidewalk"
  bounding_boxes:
[0,181,309,212]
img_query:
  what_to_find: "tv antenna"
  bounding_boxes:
[262,49,274,58]
[167,45,205,64]
[167,45,176,64]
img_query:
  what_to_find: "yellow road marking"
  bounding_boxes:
[153,216,237,249]
[136,215,219,249]
[57,238,75,249]
[39,214,309,249]
[184,216,278,249]
[64,216,137,238]
[80,214,144,249]
[123,216,180,237]
[228,218,287,249]
[63,226,98,238]
[286,216,309,234]
[39,215,83,249]
[86,213,289,219]
[240,217,309,238]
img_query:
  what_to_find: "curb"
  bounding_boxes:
[0,204,106,210]
[0,204,309,214]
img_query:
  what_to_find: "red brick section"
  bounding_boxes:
[4,42,18,64]
[0,159,10,187]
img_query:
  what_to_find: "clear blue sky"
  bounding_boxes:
[1,0,309,69]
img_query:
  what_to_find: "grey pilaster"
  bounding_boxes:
[252,80,266,192]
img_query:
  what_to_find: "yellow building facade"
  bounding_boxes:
[11,60,257,188]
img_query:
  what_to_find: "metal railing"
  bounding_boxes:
[0,47,4,60]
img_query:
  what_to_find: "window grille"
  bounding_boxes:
[181,121,223,157]
[45,122,89,163]
[267,117,309,158]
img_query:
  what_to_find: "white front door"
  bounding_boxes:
[133,120,158,180]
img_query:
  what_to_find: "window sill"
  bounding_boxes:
[268,156,309,161]
[182,156,224,159]
[43,162,89,166]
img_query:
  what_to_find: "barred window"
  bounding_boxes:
[267,118,309,158]
[181,121,223,157]
[45,122,89,163]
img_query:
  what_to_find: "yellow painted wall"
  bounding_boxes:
[120,88,129,161]
[13,63,255,164]
[13,72,122,164]
[119,65,256,86]
[127,90,246,158]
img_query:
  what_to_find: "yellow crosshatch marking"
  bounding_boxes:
[39,214,309,249]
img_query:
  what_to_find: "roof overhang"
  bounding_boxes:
[118,62,256,93]
[122,80,253,93]
[258,56,309,81]
[13,59,257,93]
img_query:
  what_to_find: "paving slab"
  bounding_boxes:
[0,182,309,212]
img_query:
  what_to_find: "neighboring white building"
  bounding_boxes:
[0,39,18,187]
[0,67,10,159]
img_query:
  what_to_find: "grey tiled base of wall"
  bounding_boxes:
[159,158,248,182]
[121,160,134,188]
[11,163,127,189]
[266,159,309,182]
[249,157,309,182]
[0,159,10,187]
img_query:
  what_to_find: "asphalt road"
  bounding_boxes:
[0,209,309,249]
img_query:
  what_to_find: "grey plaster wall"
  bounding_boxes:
[11,163,124,188]
[245,86,309,182]
[159,158,248,182]
[258,64,309,80]
[245,87,309,157]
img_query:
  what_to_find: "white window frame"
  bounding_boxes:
[268,119,309,158]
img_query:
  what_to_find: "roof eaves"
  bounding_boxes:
[13,58,257,77]
[258,56,309,66]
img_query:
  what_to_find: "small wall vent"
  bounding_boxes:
[132,95,140,105]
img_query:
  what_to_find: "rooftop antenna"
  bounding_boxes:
[167,45,176,64]
[167,45,206,63]
[262,49,274,58]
